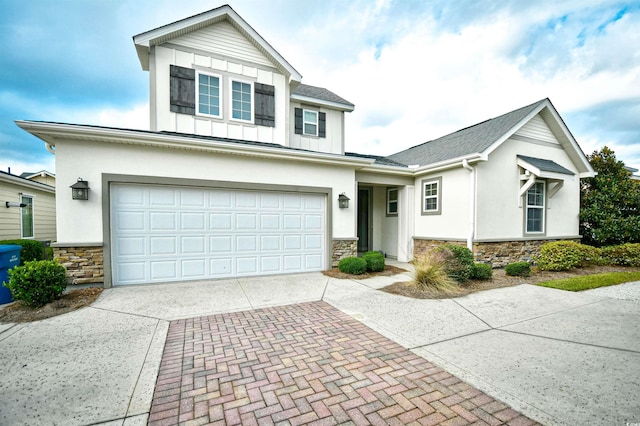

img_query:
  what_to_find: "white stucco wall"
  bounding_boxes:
[475,137,580,239]
[413,168,471,240]
[370,186,398,257]
[53,139,357,244]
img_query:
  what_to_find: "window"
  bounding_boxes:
[197,72,221,117]
[526,182,545,233]
[387,188,398,216]
[303,110,318,136]
[422,177,442,215]
[21,195,34,239]
[231,80,252,121]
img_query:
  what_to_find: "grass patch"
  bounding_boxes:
[537,271,640,292]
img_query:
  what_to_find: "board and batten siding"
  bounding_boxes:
[514,115,559,144]
[171,21,273,68]
[0,180,56,241]
[288,103,344,155]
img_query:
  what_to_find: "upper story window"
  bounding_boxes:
[387,188,398,216]
[303,110,318,136]
[197,72,221,117]
[21,195,34,239]
[231,80,252,122]
[526,182,545,233]
[421,177,442,215]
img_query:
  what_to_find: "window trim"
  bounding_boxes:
[386,187,398,217]
[524,181,546,235]
[303,109,319,136]
[229,79,254,123]
[195,71,222,119]
[20,194,34,239]
[421,177,442,215]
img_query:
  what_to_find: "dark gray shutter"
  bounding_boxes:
[170,65,195,115]
[254,83,275,127]
[294,108,303,134]
[319,112,326,138]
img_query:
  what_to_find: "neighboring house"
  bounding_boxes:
[16,5,594,287]
[0,170,56,241]
[20,170,57,187]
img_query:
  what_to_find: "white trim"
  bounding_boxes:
[525,181,545,234]
[195,70,223,119]
[20,194,34,239]
[303,109,318,137]
[386,187,398,216]
[290,93,354,112]
[421,178,441,215]
[229,79,254,123]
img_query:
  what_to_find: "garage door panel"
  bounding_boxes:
[111,184,325,285]
[150,236,177,255]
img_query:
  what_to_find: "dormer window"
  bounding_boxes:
[231,80,253,122]
[303,110,318,136]
[197,72,221,118]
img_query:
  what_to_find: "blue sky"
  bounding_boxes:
[1,0,639,175]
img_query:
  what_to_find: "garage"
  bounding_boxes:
[110,183,326,285]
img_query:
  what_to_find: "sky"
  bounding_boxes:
[1,0,639,175]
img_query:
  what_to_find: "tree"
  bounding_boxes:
[580,146,640,246]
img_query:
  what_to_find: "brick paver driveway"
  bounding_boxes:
[149,302,536,425]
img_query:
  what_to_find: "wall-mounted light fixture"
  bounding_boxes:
[338,193,350,209]
[5,201,27,208]
[70,178,90,200]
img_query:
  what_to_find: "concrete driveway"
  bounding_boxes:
[0,267,638,425]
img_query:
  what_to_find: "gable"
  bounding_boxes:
[513,114,559,145]
[171,21,273,68]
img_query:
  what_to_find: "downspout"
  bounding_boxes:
[462,159,475,251]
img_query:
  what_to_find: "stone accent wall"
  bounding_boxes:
[413,238,581,268]
[332,239,358,267]
[54,246,104,285]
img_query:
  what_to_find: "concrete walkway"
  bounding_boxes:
[0,267,638,425]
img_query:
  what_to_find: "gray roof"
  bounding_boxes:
[518,155,575,175]
[386,99,548,167]
[345,152,408,167]
[293,84,354,108]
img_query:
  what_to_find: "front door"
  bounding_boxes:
[357,187,372,252]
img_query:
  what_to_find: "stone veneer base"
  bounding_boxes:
[414,238,580,268]
[332,239,358,267]
[53,246,104,285]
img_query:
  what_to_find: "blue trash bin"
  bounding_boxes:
[0,245,22,304]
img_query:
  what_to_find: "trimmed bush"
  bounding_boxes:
[362,251,385,272]
[338,257,367,275]
[5,260,67,307]
[0,239,44,265]
[505,261,531,277]
[535,241,599,271]
[471,262,492,280]
[602,243,640,267]
[434,244,474,283]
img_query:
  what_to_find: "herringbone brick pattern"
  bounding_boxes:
[149,301,538,425]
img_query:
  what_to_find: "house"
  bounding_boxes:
[20,170,57,187]
[16,5,594,287]
[0,170,56,241]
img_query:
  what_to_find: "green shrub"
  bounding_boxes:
[5,260,67,307]
[0,239,44,265]
[471,262,492,280]
[338,257,367,275]
[535,241,599,271]
[411,252,460,295]
[505,261,531,277]
[602,243,640,266]
[434,244,474,283]
[362,251,385,272]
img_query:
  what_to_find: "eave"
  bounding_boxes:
[290,94,355,112]
[15,121,374,169]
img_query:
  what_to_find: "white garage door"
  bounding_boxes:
[110,184,326,285]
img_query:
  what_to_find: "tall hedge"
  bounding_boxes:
[0,239,44,265]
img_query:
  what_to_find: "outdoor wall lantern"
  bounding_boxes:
[71,178,90,200]
[338,193,350,209]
